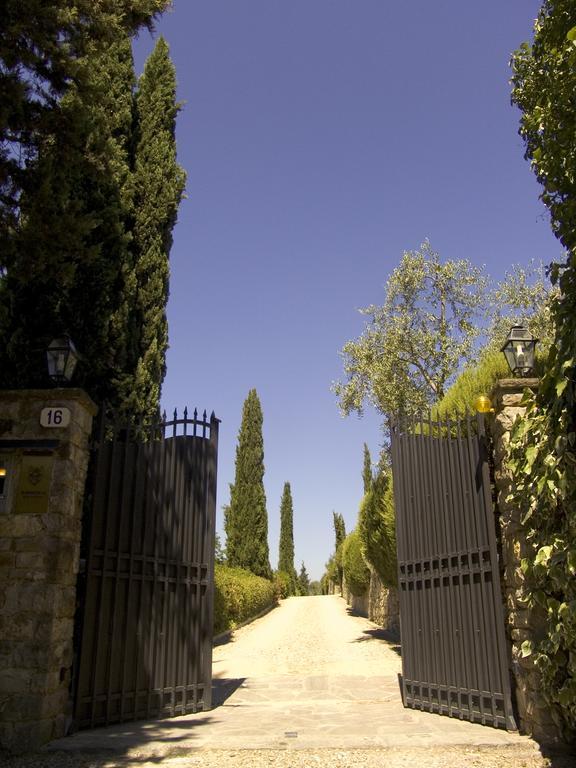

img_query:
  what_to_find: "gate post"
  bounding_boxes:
[0,389,97,753]
[490,378,561,742]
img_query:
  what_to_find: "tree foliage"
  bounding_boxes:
[0,25,184,422]
[0,36,137,401]
[297,561,310,596]
[331,511,346,589]
[333,244,556,431]
[0,0,169,257]
[333,240,487,421]
[358,468,397,587]
[225,390,271,579]
[362,443,372,494]
[342,530,370,597]
[122,36,186,422]
[507,0,576,740]
[278,482,297,592]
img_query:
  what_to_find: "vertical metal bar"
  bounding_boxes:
[204,413,219,709]
[454,416,481,722]
[477,414,517,729]
[147,425,168,717]
[133,439,154,720]
[434,412,457,714]
[463,412,491,724]
[88,426,120,727]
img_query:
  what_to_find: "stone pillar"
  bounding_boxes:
[0,389,97,753]
[491,378,561,742]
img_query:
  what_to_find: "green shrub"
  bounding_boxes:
[358,477,397,587]
[213,564,276,636]
[342,529,370,596]
[433,348,548,419]
[273,570,294,599]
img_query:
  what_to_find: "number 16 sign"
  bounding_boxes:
[40,407,71,428]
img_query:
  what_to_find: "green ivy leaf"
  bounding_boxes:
[521,639,533,658]
[556,378,568,397]
[567,26,576,42]
[535,545,553,566]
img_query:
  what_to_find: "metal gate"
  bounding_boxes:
[74,409,219,729]
[390,412,516,730]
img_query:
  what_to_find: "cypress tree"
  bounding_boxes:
[225,389,271,578]
[332,511,346,590]
[121,36,186,422]
[278,482,297,589]
[0,1,169,274]
[362,443,372,495]
[0,35,136,403]
[298,562,311,596]
[0,31,185,423]
[333,511,346,551]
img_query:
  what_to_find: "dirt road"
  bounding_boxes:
[9,596,570,768]
[212,593,401,678]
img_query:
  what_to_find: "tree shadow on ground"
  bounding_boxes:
[351,627,402,657]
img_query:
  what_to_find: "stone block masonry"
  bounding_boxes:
[0,390,96,754]
[490,379,562,744]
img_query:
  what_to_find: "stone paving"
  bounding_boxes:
[42,596,552,762]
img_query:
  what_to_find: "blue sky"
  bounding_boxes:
[133,2,560,580]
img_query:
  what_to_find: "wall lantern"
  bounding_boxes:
[500,325,538,377]
[46,336,79,384]
[474,394,492,414]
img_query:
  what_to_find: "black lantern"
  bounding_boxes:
[46,336,79,383]
[501,325,538,377]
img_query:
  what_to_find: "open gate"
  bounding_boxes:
[390,412,516,730]
[74,409,219,729]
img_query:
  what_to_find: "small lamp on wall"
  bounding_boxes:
[474,394,492,414]
[501,325,538,377]
[46,336,79,384]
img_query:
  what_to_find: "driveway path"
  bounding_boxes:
[33,596,566,767]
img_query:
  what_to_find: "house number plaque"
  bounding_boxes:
[40,407,71,428]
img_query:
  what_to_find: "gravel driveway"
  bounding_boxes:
[4,596,574,768]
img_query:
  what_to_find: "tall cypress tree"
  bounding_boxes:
[278,482,297,588]
[121,36,186,422]
[362,443,372,495]
[0,35,136,403]
[298,562,311,596]
[0,32,185,423]
[225,390,271,578]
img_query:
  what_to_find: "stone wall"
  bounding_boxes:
[367,569,399,635]
[0,390,96,754]
[341,570,399,634]
[491,378,561,743]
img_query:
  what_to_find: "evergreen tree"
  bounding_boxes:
[278,482,297,589]
[298,562,310,596]
[0,1,169,268]
[0,31,185,422]
[122,36,186,422]
[0,36,136,402]
[332,511,346,590]
[225,390,271,578]
[333,511,346,551]
[362,443,372,494]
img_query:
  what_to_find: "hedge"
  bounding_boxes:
[358,478,397,587]
[342,529,370,597]
[213,564,276,636]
